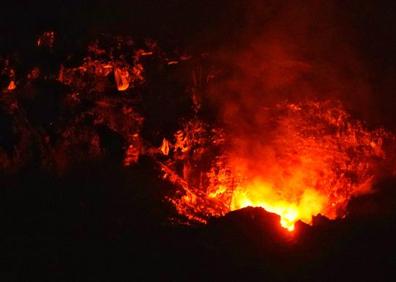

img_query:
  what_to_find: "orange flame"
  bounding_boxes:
[114,67,130,91]
[162,100,394,231]
[231,181,326,231]
[160,138,170,156]
[7,80,16,91]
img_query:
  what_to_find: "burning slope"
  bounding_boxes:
[1,27,394,233]
[162,100,394,231]
[228,100,392,231]
[159,1,396,231]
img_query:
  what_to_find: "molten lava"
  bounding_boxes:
[162,100,394,231]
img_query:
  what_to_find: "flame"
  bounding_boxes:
[114,67,130,91]
[231,181,326,231]
[162,100,394,231]
[160,138,170,156]
[2,30,392,232]
[7,80,16,91]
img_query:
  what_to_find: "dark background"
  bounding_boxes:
[3,0,396,125]
[1,1,396,281]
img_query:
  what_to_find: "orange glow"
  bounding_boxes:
[160,138,170,156]
[231,180,326,231]
[7,80,16,91]
[114,67,130,91]
[162,100,394,231]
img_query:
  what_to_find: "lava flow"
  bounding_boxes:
[162,100,394,231]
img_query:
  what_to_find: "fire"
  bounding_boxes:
[2,29,393,232]
[231,181,326,231]
[7,80,16,91]
[114,67,130,91]
[161,100,394,231]
[160,138,170,156]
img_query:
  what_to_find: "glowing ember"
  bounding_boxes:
[114,67,130,91]
[162,100,394,231]
[160,138,170,156]
[7,80,16,91]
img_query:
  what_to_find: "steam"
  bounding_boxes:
[209,0,372,121]
[206,0,381,173]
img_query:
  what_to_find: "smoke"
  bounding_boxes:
[195,0,396,224]
[202,0,387,161]
[208,0,373,124]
